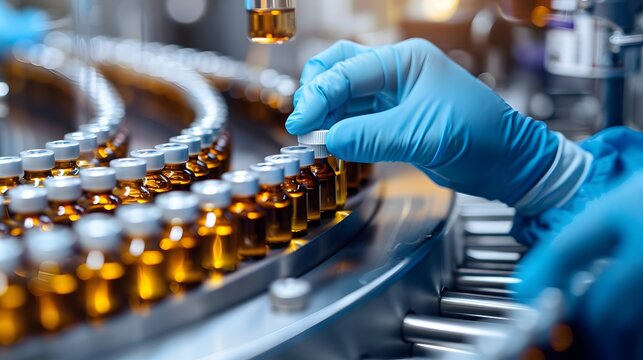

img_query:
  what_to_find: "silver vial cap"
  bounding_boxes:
[64,132,98,152]
[190,122,222,138]
[280,146,314,167]
[8,185,48,213]
[155,192,199,223]
[74,214,123,252]
[0,237,24,273]
[155,143,189,164]
[25,227,77,264]
[46,140,81,161]
[250,163,284,186]
[169,135,201,156]
[191,180,231,208]
[20,149,55,171]
[78,124,110,144]
[265,155,300,177]
[298,131,329,159]
[110,158,147,181]
[44,177,82,202]
[182,128,213,149]
[0,157,23,178]
[269,278,311,313]
[130,149,165,172]
[94,117,120,136]
[80,167,117,192]
[116,204,163,237]
[222,171,259,197]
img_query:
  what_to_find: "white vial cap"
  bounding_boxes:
[281,146,314,167]
[0,237,24,273]
[46,140,81,161]
[269,278,311,312]
[110,158,147,181]
[191,180,231,208]
[130,149,165,172]
[44,177,82,202]
[222,171,259,197]
[155,143,189,164]
[64,132,98,152]
[182,128,213,149]
[0,157,23,178]
[25,227,77,264]
[20,149,55,171]
[191,122,222,138]
[78,124,110,144]
[116,204,163,237]
[265,155,299,177]
[298,131,329,159]
[94,117,120,136]
[169,135,201,156]
[250,163,284,186]
[155,192,199,223]
[80,167,117,192]
[74,214,123,252]
[8,185,48,213]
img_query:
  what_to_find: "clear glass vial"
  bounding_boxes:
[0,238,32,345]
[78,167,121,214]
[19,149,54,188]
[280,146,321,225]
[6,186,53,237]
[130,149,173,195]
[64,131,100,169]
[46,140,81,177]
[155,143,196,191]
[250,163,293,247]
[245,0,296,44]
[44,177,84,226]
[328,155,348,209]
[265,154,307,236]
[0,157,22,218]
[298,131,337,218]
[110,158,152,204]
[182,127,223,179]
[169,135,210,181]
[78,124,117,166]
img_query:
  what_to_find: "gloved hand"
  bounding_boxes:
[514,171,643,359]
[0,1,47,55]
[286,39,591,212]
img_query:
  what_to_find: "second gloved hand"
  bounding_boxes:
[0,1,48,55]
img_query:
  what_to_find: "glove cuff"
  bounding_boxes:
[513,133,593,216]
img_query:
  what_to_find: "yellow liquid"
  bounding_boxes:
[297,168,321,225]
[328,156,347,209]
[5,213,54,237]
[76,256,126,319]
[47,201,84,226]
[229,197,266,259]
[28,263,80,332]
[113,180,152,205]
[122,237,169,308]
[96,143,117,167]
[283,176,307,236]
[143,170,173,195]
[257,185,293,247]
[78,191,121,214]
[52,160,80,178]
[198,208,237,273]
[21,170,52,188]
[160,224,204,293]
[247,8,296,44]
[311,159,337,218]
[187,156,210,182]
[0,275,32,345]
[162,164,196,191]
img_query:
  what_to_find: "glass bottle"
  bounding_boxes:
[169,135,210,181]
[298,131,337,218]
[78,167,121,214]
[346,162,360,193]
[25,227,81,332]
[195,121,231,173]
[156,192,204,293]
[74,214,127,320]
[0,238,32,345]
[155,143,196,191]
[44,177,84,226]
[110,158,152,204]
[182,127,223,179]
[191,181,237,273]
[265,154,307,236]
[222,171,266,259]
[281,146,321,225]
[116,205,168,308]
[328,155,348,209]
[250,163,293,247]
[96,117,130,159]
[78,124,116,167]
[19,149,54,188]
[0,157,22,219]
[64,131,100,169]
[46,140,81,177]
[6,186,54,237]
[130,149,173,195]
[245,0,297,44]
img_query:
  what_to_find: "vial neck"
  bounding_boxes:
[79,151,96,161]
[146,169,165,177]
[260,184,282,193]
[165,163,187,171]
[0,177,19,189]
[50,200,75,207]
[314,158,329,166]
[54,160,78,170]
[85,190,112,197]
[24,170,52,180]
[284,175,298,184]
[189,155,199,161]
[232,195,256,204]
[117,179,144,188]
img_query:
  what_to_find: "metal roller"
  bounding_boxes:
[412,342,476,357]
[463,220,513,236]
[465,235,522,247]
[456,275,521,289]
[465,248,522,264]
[440,291,530,321]
[403,315,506,344]
[455,268,514,277]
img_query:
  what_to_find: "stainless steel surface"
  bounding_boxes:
[463,220,513,236]
[455,275,521,290]
[412,342,476,357]
[402,315,505,344]
[465,249,522,263]
[245,0,295,9]
[440,292,530,321]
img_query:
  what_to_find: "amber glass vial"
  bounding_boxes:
[328,155,348,209]
[6,186,54,237]
[130,149,173,195]
[155,143,196,191]
[96,118,130,159]
[246,0,296,44]
[156,192,204,293]
[64,131,100,169]
[182,127,223,179]
[19,149,54,188]
[280,146,321,225]
[299,131,337,218]
[78,124,117,167]
[110,158,152,204]
[222,171,266,259]
[265,155,307,236]
[192,181,237,273]
[195,120,231,173]
[46,140,81,177]
[25,227,81,332]
[78,167,121,214]
[44,177,85,225]
[0,238,32,345]
[250,163,293,247]
[116,205,168,308]
[169,135,210,181]
[0,157,22,219]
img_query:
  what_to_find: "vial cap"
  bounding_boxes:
[191,180,231,208]
[130,149,165,172]
[298,131,329,159]
[46,140,81,161]
[269,278,311,313]
[190,122,222,138]
[222,171,259,197]
[44,177,82,202]
[25,227,77,264]
[280,146,314,167]
[74,214,123,252]
[250,163,284,186]
[78,124,110,144]
[64,132,98,152]
[116,204,163,237]
[155,192,199,223]
[20,149,55,171]
[8,186,48,213]
[94,117,120,136]
[155,143,189,164]
[0,237,24,273]
[181,128,213,149]
[110,158,147,181]
[80,167,117,192]
[169,135,201,156]
[0,157,23,178]
[264,155,299,177]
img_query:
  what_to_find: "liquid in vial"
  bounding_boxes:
[328,156,348,209]
[64,132,100,169]
[46,140,81,177]
[196,121,231,173]
[6,186,53,237]
[155,143,196,191]
[250,163,293,247]
[96,118,130,159]
[0,238,32,345]
[0,157,22,219]
[182,127,223,179]
[44,177,84,225]
[78,167,122,214]
[265,155,307,236]
[110,158,152,204]
[78,124,117,167]
[130,149,173,195]
[19,149,54,188]
[247,8,296,44]
[169,135,210,181]
[280,146,321,225]
[298,132,336,218]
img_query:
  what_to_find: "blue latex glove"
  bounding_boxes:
[286,39,592,212]
[0,1,47,55]
[514,171,643,359]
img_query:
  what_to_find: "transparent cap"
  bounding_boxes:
[169,135,201,156]
[298,131,329,159]
[155,143,189,164]
[80,167,117,191]
[280,146,314,167]
[155,192,199,223]
[0,157,23,178]
[78,124,111,144]
[74,214,124,252]
[25,227,77,264]
[110,158,147,181]
[182,128,213,149]
[130,149,165,172]
[265,155,299,177]
[8,185,48,213]
[20,149,55,171]
[222,171,259,197]
[250,163,285,186]
[116,204,163,237]
[64,132,98,152]
[45,177,82,202]
[0,237,24,273]
[191,180,232,208]
[46,140,81,161]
